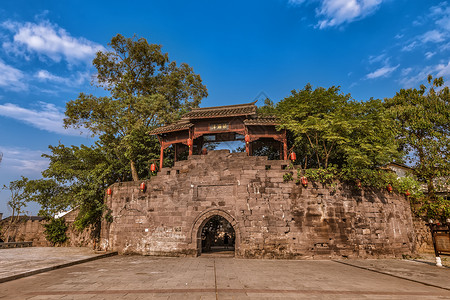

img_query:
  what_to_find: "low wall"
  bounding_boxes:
[0,217,49,246]
[413,218,434,253]
[0,211,93,248]
[101,150,419,259]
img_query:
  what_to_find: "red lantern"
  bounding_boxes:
[187,138,193,147]
[244,134,250,144]
[106,188,112,196]
[289,152,296,161]
[301,176,308,187]
[150,163,156,172]
[387,184,393,192]
[140,182,146,192]
[356,180,362,188]
[405,190,411,196]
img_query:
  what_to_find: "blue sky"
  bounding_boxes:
[0,0,449,216]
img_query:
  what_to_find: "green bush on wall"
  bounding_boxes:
[43,218,69,245]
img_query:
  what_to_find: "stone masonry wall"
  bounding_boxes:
[413,218,434,253]
[0,218,49,246]
[100,150,417,259]
[0,211,93,248]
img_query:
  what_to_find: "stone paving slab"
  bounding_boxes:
[0,247,117,283]
[1,255,450,299]
[334,258,450,291]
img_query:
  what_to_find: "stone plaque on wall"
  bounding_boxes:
[196,184,234,201]
[435,233,450,253]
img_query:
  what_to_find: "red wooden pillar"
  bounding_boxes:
[174,143,178,162]
[188,128,193,156]
[244,127,250,156]
[157,136,164,170]
[188,142,193,156]
[283,129,288,160]
[279,142,283,160]
[159,143,164,170]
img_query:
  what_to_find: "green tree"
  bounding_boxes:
[386,75,450,199]
[2,177,29,241]
[64,34,208,181]
[24,34,207,232]
[25,143,123,230]
[275,84,399,170]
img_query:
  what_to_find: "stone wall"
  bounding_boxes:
[413,218,434,253]
[0,211,93,248]
[101,150,417,259]
[0,217,49,246]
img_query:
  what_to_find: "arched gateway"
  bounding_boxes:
[191,209,240,256]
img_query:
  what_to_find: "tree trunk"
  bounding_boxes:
[427,177,436,200]
[130,160,139,181]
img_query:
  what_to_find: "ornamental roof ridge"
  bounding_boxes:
[181,100,257,120]
[189,100,257,112]
[149,119,194,135]
[244,115,280,125]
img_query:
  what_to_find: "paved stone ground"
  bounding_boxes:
[0,247,116,282]
[1,254,450,299]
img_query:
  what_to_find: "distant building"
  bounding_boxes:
[383,162,413,178]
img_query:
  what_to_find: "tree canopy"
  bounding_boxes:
[386,75,450,199]
[64,34,208,181]
[22,34,208,231]
[275,84,400,171]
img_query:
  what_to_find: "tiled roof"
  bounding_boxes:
[181,101,257,120]
[149,120,193,135]
[244,116,280,126]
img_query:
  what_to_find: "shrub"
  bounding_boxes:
[43,218,68,245]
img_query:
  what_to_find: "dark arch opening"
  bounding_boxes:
[200,215,235,255]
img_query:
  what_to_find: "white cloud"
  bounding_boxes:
[421,30,445,43]
[430,2,450,31]
[0,146,48,174]
[399,3,450,56]
[366,64,399,79]
[287,0,384,29]
[398,60,450,87]
[2,20,104,64]
[368,53,386,64]
[0,60,27,91]
[288,0,306,4]
[436,61,450,77]
[425,51,436,59]
[316,0,383,29]
[401,68,412,76]
[35,69,90,86]
[401,41,417,52]
[0,102,83,135]
[441,42,450,51]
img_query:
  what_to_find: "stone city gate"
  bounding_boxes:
[100,149,416,259]
[191,208,240,256]
[100,101,416,258]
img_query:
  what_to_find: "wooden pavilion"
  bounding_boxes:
[149,101,287,170]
